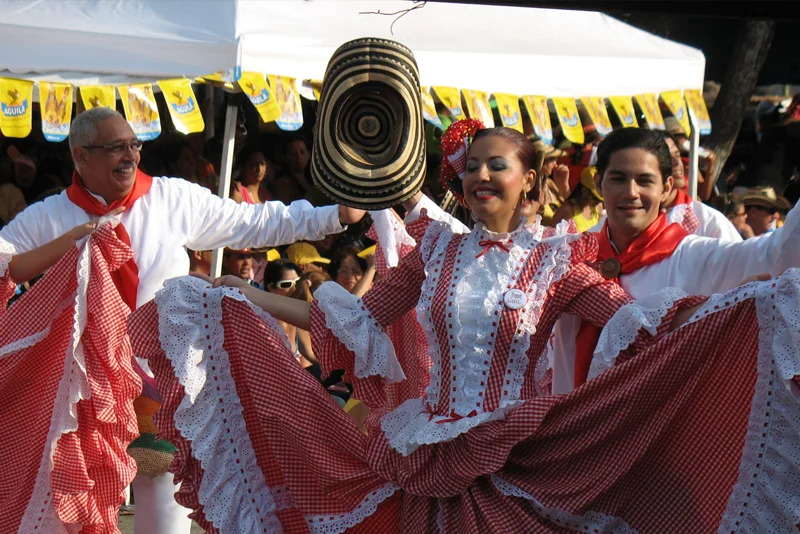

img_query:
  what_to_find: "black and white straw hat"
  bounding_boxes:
[311,38,426,209]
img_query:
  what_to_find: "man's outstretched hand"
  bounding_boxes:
[338,205,366,225]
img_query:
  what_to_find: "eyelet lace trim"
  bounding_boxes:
[710,270,800,533]
[491,475,638,534]
[383,226,576,456]
[314,282,405,382]
[416,226,455,409]
[155,276,283,533]
[501,234,576,404]
[0,236,16,278]
[587,287,687,380]
[19,240,93,532]
[304,483,399,534]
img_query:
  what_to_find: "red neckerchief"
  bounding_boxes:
[672,187,692,206]
[574,213,689,386]
[66,169,153,310]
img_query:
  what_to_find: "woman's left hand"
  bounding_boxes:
[191,272,251,289]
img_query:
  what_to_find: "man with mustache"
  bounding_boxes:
[0,107,364,534]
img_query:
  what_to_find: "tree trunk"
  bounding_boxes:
[705,21,775,182]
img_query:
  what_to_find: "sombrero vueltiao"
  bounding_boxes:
[311,38,426,209]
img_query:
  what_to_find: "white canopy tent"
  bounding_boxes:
[1,0,705,96]
[1,0,707,275]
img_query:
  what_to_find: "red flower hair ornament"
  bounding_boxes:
[440,118,485,203]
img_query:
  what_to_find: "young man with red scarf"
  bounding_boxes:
[0,107,365,534]
[550,128,800,394]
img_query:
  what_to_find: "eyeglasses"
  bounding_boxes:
[337,269,363,277]
[82,140,143,156]
[273,278,300,290]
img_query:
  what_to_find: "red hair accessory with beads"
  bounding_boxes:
[440,118,485,202]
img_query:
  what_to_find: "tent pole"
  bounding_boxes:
[210,101,238,278]
[688,113,700,200]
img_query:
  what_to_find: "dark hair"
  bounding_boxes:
[165,140,194,170]
[328,246,367,279]
[723,197,745,219]
[595,128,672,185]
[283,135,310,154]
[234,144,267,181]
[264,259,301,287]
[472,127,541,200]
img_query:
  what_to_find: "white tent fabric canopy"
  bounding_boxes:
[0,0,705,96]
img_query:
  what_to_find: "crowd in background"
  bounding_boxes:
[2,89,799,335]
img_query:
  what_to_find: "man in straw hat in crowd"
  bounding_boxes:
[0,106,365,534]
[740,185,792,237]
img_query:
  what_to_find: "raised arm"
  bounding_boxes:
[675,199,800,295]
[182,180,362,251]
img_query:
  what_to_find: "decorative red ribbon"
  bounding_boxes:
[574,214,689,387]
[476,239,512,258]
[421,405,478,423]
[66,169,153,311]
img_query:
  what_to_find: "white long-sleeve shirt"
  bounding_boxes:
[667,199,742,243]
[0,176,343,308]
[551,198,800,393]
[403,194,470,233]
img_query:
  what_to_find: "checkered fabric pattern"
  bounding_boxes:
[129,224,797,533]
[0,225,140,533]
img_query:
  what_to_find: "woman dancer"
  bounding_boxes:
[132,121,799,533]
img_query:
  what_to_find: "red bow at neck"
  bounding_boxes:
[574,213,689,387]
[476,239,513,258]
[66,169,153,310]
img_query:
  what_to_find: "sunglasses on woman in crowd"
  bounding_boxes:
[273,278,300,290]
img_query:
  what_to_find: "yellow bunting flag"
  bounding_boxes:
[238,72,281,124]
[580,97,612,136]
[660,90,691,135]
[40,82,73,142]
[634,94,664,130]
[608,96,637,128]
[80,85,116,110]
[421,87,444,130]
[431,86,466,121]
[462,89,494,127]
[268,75,303,131]
[521,95,553,145]
[309,79,323,101]
[552,97,584,144]
[0,78,34,138]
[684,89,711,135]
[158,78,205,134]
[118,83,161,141]
[493,93,523,133]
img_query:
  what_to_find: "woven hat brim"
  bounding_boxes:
[311,38,426,209]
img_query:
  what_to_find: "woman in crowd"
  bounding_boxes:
[264,259,315,369]
[723,195,756,238]
[550,166,603,231]
[328,246,376,297]
[136,121,798,533]
[230,145,272,205]
[270,136,313,204]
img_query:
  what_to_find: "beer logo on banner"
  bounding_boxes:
[609,96,637,128]
[2,90,26,117]
[0,78,34,138]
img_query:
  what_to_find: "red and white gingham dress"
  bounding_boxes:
[131,217,800,533]
[0,226,140,533]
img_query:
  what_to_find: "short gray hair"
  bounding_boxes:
[69,107,125,152]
